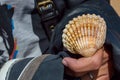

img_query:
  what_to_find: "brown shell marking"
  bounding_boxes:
[62,14,107,57]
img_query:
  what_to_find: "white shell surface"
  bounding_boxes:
[62,14,107,57]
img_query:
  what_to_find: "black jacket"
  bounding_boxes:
[1,0,120,80]
[47,0,120,79]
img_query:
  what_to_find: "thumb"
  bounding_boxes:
[62,57,79,71]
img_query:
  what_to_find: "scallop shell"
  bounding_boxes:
[62,14,106,57]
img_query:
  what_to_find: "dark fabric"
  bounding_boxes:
[0,50,4,56]
[6,54,65,80]
[35,0,66,40]
[32,54,64,80]
[47,0,120,79]
[0,4,14,68]
[0,4,14,56]
[0,49,5,68]
[32,0,67,53]
[64,0,110,8]
[8,58,32,80]
[1,0,120,80]
[31,11,50,53]
[19,54,50,80]
[64,0,86,8]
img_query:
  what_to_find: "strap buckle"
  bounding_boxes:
[37,0,59,21]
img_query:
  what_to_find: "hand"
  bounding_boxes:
[62,48,104,77]
[81,61,113,80]
[81,48,114,80]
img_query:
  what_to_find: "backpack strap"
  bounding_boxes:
[35,0,66,40]
[18,54,50,80]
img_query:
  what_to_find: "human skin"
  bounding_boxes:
[81,49,113,80]
[62,48,113,80]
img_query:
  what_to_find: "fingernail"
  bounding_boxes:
[62,59,68,66]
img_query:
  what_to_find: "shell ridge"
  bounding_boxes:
[62,14,107,57]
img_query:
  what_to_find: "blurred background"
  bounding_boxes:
[110,0,120,16]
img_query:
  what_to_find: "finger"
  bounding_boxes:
[102,48,113,65]
[91,48,104,59]
[90,48,104,69]
[102,50,109,64]
[62,48,104,72]
[102,45,113,64]
[62,57,84,72]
